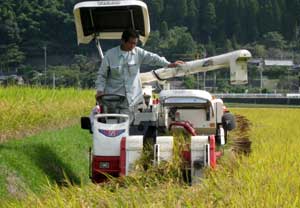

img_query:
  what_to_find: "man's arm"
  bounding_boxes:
[138,47,184,68]
[95,56,109,100]
[139,48,170,67]
[167,60,185,68]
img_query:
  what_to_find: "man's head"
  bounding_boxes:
[121,29,139,51]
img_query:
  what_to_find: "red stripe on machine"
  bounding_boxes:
[120,137,126,176]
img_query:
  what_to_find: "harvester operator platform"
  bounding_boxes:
[95,29,184,123]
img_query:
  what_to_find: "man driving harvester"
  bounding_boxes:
[95,29,184,123]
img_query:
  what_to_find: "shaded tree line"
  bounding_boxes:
[0,0,299,89]
[145,0,300,46]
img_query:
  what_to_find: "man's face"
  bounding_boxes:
[122,37,138,51]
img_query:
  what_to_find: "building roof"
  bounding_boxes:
[264,59,294,66]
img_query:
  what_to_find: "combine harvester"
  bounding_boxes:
[74,0,252,184]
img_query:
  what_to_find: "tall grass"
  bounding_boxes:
[1,90,300,208]
[0,86,94,142]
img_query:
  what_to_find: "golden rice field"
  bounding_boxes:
[1,87,300,207]
[0,86,94,142]
[12,108,300,208]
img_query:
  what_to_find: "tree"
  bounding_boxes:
[282,0,300,41]
[262,31,286,49]
[253,44,267,58]
[242,0,259,42]
[214,0,227,43]
[183,75,196,89]
[160,27,197,59]
[15,0,43,55]
[0,44,25,71]
[145,0,164,29]
[160,21,169,39]
[271,0,282,32]
[224,0,241,41]
[163,0,187,26]
[205,38,216,56]
[198,1,216,42]
[185,0,198,35]
[176,0,188,24]
[0,2,24,71]
[144,31,161,54]
[258,0,280,34]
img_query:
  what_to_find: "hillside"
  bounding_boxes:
[1,0,299,92]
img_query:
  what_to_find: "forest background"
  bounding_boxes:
[1,0,300,92]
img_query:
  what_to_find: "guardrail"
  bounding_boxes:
[214,93,300,99]
[213,93,300,105]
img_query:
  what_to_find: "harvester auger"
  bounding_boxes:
[75,0,252,184]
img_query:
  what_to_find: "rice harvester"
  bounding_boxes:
[74,0,252,184]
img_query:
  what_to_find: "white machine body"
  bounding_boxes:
[153,135,211,184]
[92,114,129,156]
[125,136,143,175]
[191,136,210,184]
[154,136,174,164]
[159,90,225,134]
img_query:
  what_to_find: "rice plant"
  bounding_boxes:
[1,88,300,208]
[0,86,94,142]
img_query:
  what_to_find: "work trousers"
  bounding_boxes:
[102,97,135,124]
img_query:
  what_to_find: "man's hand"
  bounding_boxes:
[95,91,104,103]
[168,60,185,68]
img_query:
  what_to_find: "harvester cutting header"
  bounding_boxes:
[74,0,252,184]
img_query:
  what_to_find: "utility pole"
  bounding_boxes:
[298,71,300,93]
[259,61,264,93]
[214,72,217,92]
[195,52,200,89]
[43,46,47,85]
[52,72,56,89]
[203,72,206,90]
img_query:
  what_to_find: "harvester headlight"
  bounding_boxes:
[99,162,110,169]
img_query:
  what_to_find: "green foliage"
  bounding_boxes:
[170,27,197,55]
[225,39,233,52]
[217,79,232,93]
[277,74,299,91]
[160,21,169,39]
[145,26,198,60]
[0,2,24,69]
[183,75,196,89]
[0,125,91,200]
[262,31,287,49]
[0,44,25,70]
[186,0,198,34]
[263,66,287,79]
[0,0,300,90]
[200,1,216,40]
[144,31,161,53]
[205,38,216,56]
[253,44,267,58]
[48,65,80,87]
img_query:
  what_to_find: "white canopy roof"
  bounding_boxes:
[73,0,150,45]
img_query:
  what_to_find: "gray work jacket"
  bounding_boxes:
[96,46,170,106]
